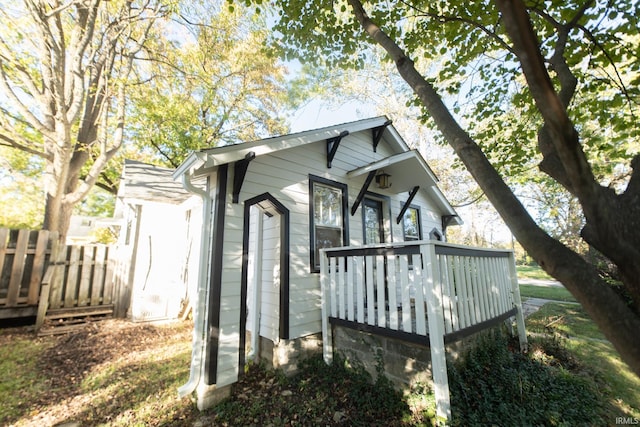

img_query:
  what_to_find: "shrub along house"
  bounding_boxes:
[173,116,527,421]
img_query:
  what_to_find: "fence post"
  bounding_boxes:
[508,252,528,352]
[35,268,53,331]
[422,242,451,423]
[35,232,60,331]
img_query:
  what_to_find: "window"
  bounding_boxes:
[363,198,384,244]
[309,175,348,272]
[402,206,422,241]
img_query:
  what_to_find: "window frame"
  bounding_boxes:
[402,204,423,242]
[309,174,349,273]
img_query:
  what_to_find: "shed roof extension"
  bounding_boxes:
[120,159,191,205]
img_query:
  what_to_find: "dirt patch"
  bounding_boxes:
[3,319,194,427]
[37,320,187,396]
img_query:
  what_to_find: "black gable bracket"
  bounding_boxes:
[326,130,349,168]
[372,119,392,152]
[351,170,377,216]
[396,186,420,224]
[442,214,458,234]
[232,152,256,203]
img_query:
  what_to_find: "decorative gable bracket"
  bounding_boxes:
[232,151,256,203]
[442,214,458,233]
[372,119,392,152]
[396,186,420,224]
[326,130,349,168]
[351,170,377,216]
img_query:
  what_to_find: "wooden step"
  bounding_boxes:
[45,305,114,320]
[38,306,114,336]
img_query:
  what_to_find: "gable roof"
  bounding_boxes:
[120,159,191,204]
[173,116,461,224]
[173,116,404,179]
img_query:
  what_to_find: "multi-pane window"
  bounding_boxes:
[403,206,422,241]
[310,176,348,272]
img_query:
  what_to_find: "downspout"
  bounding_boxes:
[178,171,213,398]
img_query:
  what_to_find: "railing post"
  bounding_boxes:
[320,249,333,365]
[422,242,451,422]
[508,252,528,352]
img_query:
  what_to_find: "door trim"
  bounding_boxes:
[362,193,392,243]
[239,192,290,376]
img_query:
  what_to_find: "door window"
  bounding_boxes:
[364,198,384,244]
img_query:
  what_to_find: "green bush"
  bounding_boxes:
[448,331,606,426]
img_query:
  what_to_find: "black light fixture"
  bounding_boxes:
[375,169,392,189]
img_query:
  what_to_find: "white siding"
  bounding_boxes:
[129,201,196,322]
[212,129,450,384]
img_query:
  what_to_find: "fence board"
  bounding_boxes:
[102,247,115,305]
[64,246,81,308]
[8,230,29,306]
[28,230,49,305]
[91,246,106,305]
[78,246,94,306]
[0,228,8,302]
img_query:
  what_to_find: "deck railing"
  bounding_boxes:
[319,240,527,421]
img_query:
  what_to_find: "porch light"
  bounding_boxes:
[375,170,392,189]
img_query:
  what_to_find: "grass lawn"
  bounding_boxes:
[518,283,577,302]
[517,264,553,280]
[527,302,640,420]
[1,302,639,426]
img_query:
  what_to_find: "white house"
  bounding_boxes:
[172,116,472,409]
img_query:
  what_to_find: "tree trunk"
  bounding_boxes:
[347,0,640,376]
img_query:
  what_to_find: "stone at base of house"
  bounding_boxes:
[333,323,511,392]
[253,333,323,376]
[196,383,232,411]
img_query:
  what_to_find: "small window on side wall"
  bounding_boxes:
[309,175,348,273]
[402,206,422,241]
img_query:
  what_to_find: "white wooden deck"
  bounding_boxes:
[319,240,527,422]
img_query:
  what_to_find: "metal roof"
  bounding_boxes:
[120,160,191,205]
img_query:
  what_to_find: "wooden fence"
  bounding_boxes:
[0,229,56,318]
[0,228,128,328]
